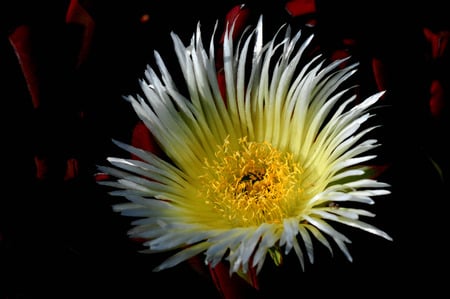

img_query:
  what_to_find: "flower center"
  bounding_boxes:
[199,137,305,227]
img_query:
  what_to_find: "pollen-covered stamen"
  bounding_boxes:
[199,137,306,227]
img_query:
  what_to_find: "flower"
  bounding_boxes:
[97,16,392,280]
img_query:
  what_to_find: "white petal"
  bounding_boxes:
[298,225,314,263]
[154,242,210,271]
[303,215,351,243]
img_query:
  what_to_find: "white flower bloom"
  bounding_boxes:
[97,16,392,276]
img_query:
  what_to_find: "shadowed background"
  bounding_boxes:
[1,1,448,298]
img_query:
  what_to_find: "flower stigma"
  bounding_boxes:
[199,136,306,227]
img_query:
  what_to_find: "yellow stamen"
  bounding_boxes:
[199,137,306,227]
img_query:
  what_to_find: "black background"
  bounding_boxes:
[1,1,448,298]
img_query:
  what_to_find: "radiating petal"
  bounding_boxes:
[97,16,392,278]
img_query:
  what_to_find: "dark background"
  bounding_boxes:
[1,1,448,298]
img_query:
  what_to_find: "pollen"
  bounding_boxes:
[199,137,306,227]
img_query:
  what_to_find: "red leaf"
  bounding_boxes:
[285,0,316,17]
